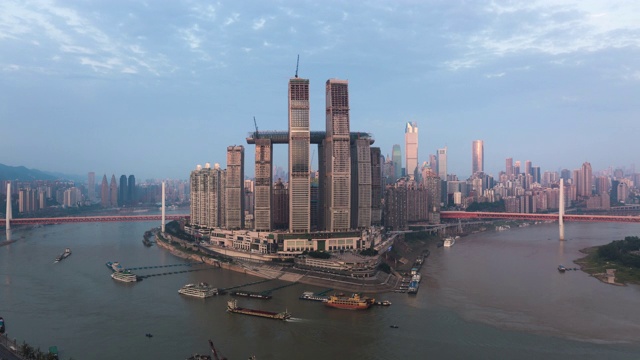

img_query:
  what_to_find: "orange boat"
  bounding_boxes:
[325,293,374,310]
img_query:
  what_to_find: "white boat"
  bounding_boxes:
[412,274,421,283]
[111,270,138,283]
[178,283,218,298]
[443,237,456,247]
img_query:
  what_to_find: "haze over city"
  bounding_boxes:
[2,1,640,179]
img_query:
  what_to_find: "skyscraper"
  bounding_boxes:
[100,174,109,207]
[472,140,484,175]
[254,139,273,231]
[405,122,418,180]
[119,175,127,206]
[437,147,447,180]
[578,162,593,197]
[87,172,95,203]
[392,144,402,180]
[506,158,514,179]
[190,163,225,228]
[324,79,351,232]
[128,175,136,205]
[225,145,245,229]
[288,76,311,233]
[109,175,118,207]
[370,147,383,225]
[350,138,371,229]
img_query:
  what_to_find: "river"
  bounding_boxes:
[1,220,639,359]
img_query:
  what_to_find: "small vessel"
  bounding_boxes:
[179,283,219,298]
[325,293,374,310]
[0,316,5,334]
[407,279,419,294]
[443,236,456,247]
[231,290,272,300]
[299,291,329,302]
[390,325,399,329]
[106,261,124,272]
[111,270,138,282]
[375,300,392,306]
[145,333,153,338]
[558,265,567,272]
[226,299,291,320]
[55,248,72,263]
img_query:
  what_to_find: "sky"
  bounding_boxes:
[1,0,639,181]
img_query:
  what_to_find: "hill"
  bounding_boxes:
[0,163,58,181]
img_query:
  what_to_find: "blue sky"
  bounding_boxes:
[1,0,639,181]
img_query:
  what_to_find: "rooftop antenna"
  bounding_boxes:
[295,54,299,78]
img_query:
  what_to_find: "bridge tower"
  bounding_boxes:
[5,183,11,230]
[161,181,166,233]
[559,178,565,241]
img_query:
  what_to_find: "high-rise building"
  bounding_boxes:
[472,140,484,175]
[437,147,447,180]
[578,162,593,197]
[405,122,418,180]
[392,145,402,180]
[288,76,311,233]
[119,175,127,206]
[109,175,118,207]
[324,79,351,232]
[87,172,95,203]
[370,147,383,225]
[350,138,371,229]
[100,175,109,207]
[128,175,136,205]
[225,145,245,230]
[506,158,514,179]
[190,163,226,228]
[254,139,273,231]
[272,179,288,230]
[524,160,532,177]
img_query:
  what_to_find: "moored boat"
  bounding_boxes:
[443,236,456,247]
[325,293,374,310]
[231,290,272,300]
[299,291,329,302]
[106,261,124,272]
[111,270,138,282]
[226,299,290,320]
[407,280,419,294]
[179,283,219,298]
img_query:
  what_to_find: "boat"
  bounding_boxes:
[407,280,419,294]
[231,290,272,300]
[226,299,291,320]
[111,270,138,282]
[106,261,124,272]
[558,265,567,272]
[375,300,392,306]
[412,274,421,283]
[390,325,399,329]
[325,293,374,310]
[179,283,219,298]
[443,236,456,247]
[54,248,72,263]
[299,291,329,302]
[145,333,153,338]
[0,316,5,334]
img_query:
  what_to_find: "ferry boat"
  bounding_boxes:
[443,236,456,247]
[325,293,374,310]
[106,261,124,272]
[299,291,329,302]
[179,283,219,298]
[55,248,72,263]
[111,270,138,282]
[226,299,291,320]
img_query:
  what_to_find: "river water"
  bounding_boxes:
[1,220,640,359]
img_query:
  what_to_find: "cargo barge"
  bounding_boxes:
[230,290,272,300]
[226,300,290,320]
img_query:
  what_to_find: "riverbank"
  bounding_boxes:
[574,246,640,286]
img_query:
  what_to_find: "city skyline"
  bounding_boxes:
[1,1,639,180]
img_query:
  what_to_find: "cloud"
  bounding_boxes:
[485,72,506,78]
[224,13,239,26]
[253,18,266,30]
[179,24,203,49]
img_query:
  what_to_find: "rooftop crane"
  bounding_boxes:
[253,116,259,139]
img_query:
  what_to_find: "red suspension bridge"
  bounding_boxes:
[2,211,639,227]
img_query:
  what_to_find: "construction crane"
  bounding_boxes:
[310,148,316,174]
[208,339,228,360]
[253,116,259,139]
[295,54,299,78]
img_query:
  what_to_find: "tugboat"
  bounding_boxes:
[558,265,567,273]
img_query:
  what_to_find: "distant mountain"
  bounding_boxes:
[41,170,85,183]
[0,163,59,181]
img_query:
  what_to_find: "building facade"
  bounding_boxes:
[405,122,418,180]
[472,140,484,175]
[225,145,245,229]
[288,77,311,232]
